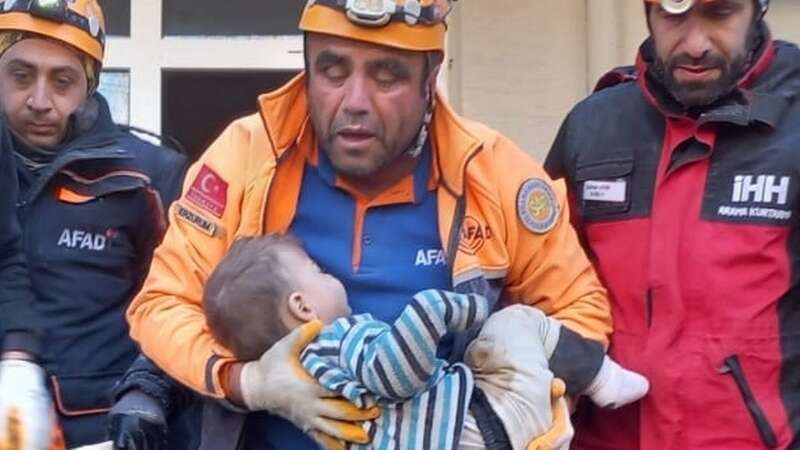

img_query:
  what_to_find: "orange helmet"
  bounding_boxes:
[0,0,106,64]
[299,0,452,52]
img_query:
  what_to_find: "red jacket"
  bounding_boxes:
[546,36,800,450]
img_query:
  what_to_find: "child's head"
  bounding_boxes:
[204,234,350,361]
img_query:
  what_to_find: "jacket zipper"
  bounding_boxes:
[720,354,778,448]
[445,195,466,271]
[645,288,653,328]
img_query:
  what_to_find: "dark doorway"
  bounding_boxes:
[161,70,300,161]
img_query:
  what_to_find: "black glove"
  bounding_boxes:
[108,390,167,450]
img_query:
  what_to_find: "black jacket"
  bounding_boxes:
[11,93,188,446]
[0,119,40,356]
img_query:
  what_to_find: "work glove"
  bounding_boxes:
[465,305,575,450]
[107,390,166,450]
[0,360,53,450]
[526,379,574,450]
[239,321,379,449]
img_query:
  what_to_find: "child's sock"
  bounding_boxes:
[584,355,649,409]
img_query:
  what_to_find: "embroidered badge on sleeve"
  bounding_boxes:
[517,178,559,234]
[186,165,228,218]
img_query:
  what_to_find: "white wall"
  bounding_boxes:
[103,1,800,155]
[447,0,800,160]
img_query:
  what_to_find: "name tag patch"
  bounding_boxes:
[175,204,220,237]
[584,180,627,203]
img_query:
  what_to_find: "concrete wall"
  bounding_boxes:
[447,0,800,160]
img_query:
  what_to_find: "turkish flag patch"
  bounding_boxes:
[186,165,228,218]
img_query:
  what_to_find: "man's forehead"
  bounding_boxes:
[0,37,84,68]
[307,32,421,63]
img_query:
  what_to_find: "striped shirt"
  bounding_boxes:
[301,289,489,450]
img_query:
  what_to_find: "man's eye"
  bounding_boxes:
[707,7,735,18]
[375,72,398,87]
[322,65,347,81]
[13,71,30,82]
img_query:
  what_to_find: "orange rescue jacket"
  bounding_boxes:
[126,73,612,398]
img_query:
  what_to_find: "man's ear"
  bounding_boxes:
[287,291,317,323]
[426,52,445,93]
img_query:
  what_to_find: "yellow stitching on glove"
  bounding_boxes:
[313,431,347,450]
[320,398,380,421]
[0,407,22,450]
[294,321,378,444]
[291,320,325,380]
[526,378,570,450]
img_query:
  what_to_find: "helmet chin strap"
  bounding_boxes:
[405,85,435,158]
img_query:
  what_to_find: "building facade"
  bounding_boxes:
[100,0,800,160]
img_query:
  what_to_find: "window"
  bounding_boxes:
[97,70,130,125]
[98,0,130,37]
[104,1,304,141]
[162,70,299,160]
[162,0,303,36]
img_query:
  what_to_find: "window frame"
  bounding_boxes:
[104,0,304,135]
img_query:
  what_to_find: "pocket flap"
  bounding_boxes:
[575,159,634,181]
[50,372,123,417]
[57,169,149,203]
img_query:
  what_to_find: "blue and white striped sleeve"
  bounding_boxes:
[342,289,489,400]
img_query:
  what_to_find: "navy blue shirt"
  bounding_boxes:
[246,145,452,449]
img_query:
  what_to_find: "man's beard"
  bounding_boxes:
[651,50,748,109]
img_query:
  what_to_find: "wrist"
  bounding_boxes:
[1,350,36,362]
[112,390,167,424]
[2,331,42,359]
[222,362,246,407]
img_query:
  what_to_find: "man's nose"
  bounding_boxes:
[341,75,371,116]
[680,18,714,60]
[26,79,54,112]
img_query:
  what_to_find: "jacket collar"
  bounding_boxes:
[257,72,483,197]
[635,29,798,129]
[67,93,124,151]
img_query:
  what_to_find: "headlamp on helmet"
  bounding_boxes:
[645,0,769,16]
[300,0,451,52]
[346,0,397,27]
[29,0,67,22]
[310,0,451,28]
[659,0,695,14]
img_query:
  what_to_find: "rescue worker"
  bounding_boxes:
[544,0,800,448]
[0,118,51,450]
[127,1,614,449]
[0,0,188,447]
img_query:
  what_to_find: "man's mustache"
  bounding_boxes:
[668,52,727,71]
[331,116,379,136]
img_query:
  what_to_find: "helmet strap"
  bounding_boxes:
[405,91,434,158]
